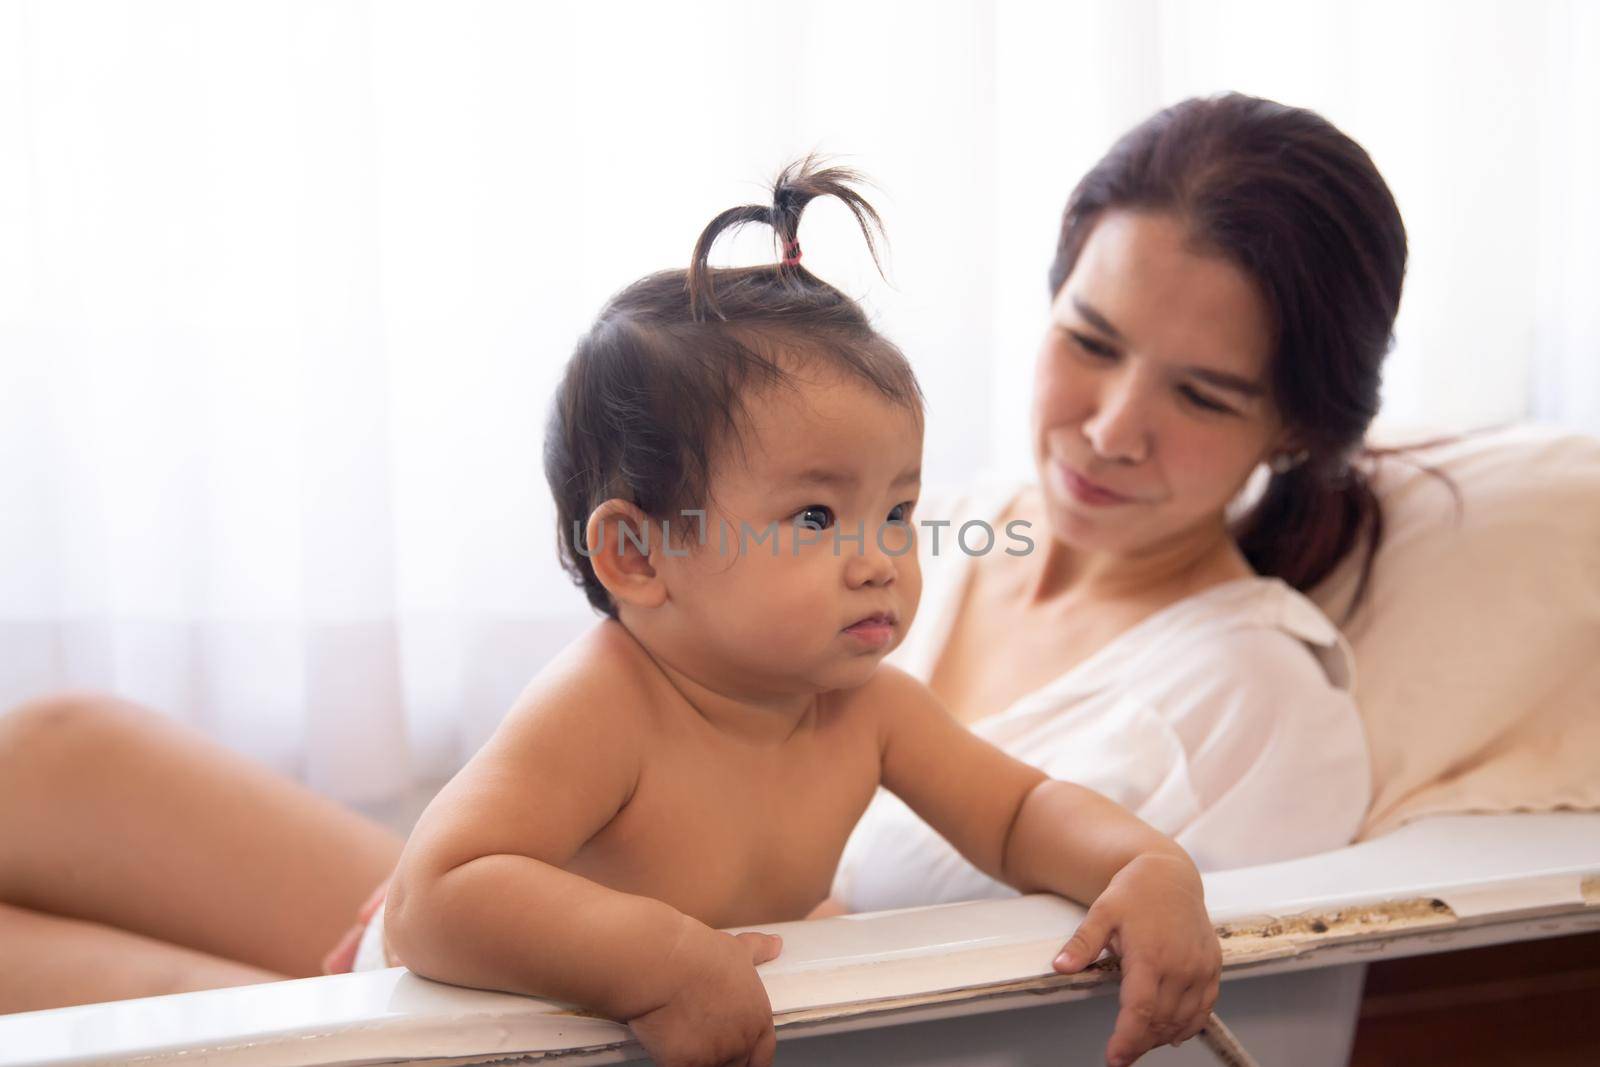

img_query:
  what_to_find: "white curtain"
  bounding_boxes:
[2,0,1595,812]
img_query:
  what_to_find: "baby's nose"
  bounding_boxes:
[844,537,898,587]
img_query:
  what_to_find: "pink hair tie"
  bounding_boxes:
[781,238,802,266]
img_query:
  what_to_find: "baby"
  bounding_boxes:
[367,162,1220,1067]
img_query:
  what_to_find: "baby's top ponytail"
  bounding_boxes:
[545,158,921,617]
[686,156,887,321]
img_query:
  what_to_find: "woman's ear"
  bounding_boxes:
[586,499,667,610]
[1272,423,1304,451]
[1266,430,1312,474]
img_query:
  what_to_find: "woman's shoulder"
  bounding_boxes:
[1150,576,1355,695]
[1128,579,1369,824]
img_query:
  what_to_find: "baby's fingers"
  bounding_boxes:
[1105,965,1159,1066]
[1162,982,1206,1048]
[1106,961,1188,1067]
[748,1020,778,1067]
[1170,976,1222,1046]
[734,930,784,966]
[1053,911,1112,973]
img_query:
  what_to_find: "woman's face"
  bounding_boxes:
[1033,209,1284,558]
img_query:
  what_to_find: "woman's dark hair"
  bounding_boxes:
[1048,92,1408,616]
[545,158,922,617]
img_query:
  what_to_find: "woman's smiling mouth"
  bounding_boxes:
[1054,462,1137,506]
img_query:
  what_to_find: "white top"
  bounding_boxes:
[831,480,1372,913]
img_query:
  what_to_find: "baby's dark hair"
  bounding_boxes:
[544,158,923,618]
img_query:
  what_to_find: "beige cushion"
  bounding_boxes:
[1307,424,1600,839]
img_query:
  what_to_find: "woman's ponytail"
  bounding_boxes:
[1233,459,1384,621]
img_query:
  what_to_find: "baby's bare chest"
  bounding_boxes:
[564,729,880,928]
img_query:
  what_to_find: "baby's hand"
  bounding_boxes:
[626,919,782,1067]
[1051,851,1221,1067]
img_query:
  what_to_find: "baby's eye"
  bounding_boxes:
[795,505,835,531]
[887,500,916,523]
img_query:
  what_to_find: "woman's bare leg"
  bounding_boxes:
[0,901,287,1013]
[0,691,407,997]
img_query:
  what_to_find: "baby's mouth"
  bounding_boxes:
[842,612,897,646]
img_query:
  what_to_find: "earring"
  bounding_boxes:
[1269,449,1311,474]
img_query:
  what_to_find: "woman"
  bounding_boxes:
[0,92,1402,1012]
[827,91,1398,912]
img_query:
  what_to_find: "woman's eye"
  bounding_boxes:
[887,500,916,523]
[1180,385,1235,415]
[1069,330,1117,360]
[795,505,835,531]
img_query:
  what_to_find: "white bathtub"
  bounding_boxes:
[3,812,1597,1067]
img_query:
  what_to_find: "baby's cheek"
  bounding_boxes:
[724,557,822,633]
[898,558,923,622]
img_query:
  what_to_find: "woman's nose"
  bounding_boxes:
[1081,370,1152,464]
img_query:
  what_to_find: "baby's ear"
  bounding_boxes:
[586,499,667,610]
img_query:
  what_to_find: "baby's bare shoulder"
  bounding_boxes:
[406,623,658,874]
[499,621,659,740]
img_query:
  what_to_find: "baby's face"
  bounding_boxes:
[656,367,924,696]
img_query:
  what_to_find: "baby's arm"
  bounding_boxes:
[871,666,1220,1067]
[383,670,779,1066]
